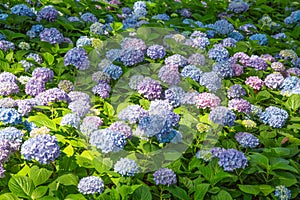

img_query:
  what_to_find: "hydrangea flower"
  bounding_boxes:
[64,47,90,70]
[68,100,90,117]
[76,36,92,47]
[0,108,22,125]
[147,45,166,59]
[58,80,74,93]
[165,54,188,67]
[210,147,226,158]
[16,99,38,116]
[158,65,180,85]
[90,22,109,35]
[68,91,90,103]
[81,12,98,23]
[227,84,246,99]
[274,185,291,200]
[27,53,43,64]
[0,127,23,145]
[222,37,237,47]
[21,134,60,164]
[212,61,234,78]
[11,4,35,17]
[78,176,105,195]
[199,72,222,92]
[35,88,70,106]
[208,44,229,62]
[109,121,132,138]
[0,98,15,108]
[181,65,203,82]
[32,67,54,82]
[241,120,257,128]
[228,31,244,41]
[245,76,264,90]
[264,73,284,89]
[129,75,144,90]
[103,64,123,80]
[60,113,81,128]
[153,168,177,186]
[191,36,210,49]
[0,40,15,52]
[271,62,285,72]
[0,139,13,163]
[80,116,103,137]
[213,20,234,35]
[209,106,236,127]
[37,5,59,22]
[245,55,267,70]
[118,105,148,124]
[249,34,268,45]
[0,72,17,83]
[195,92,221,109]
[218,149,248,171]
[228,98,251,114]
[18,42,30,50]
[164,86,185,107]
[114,158,139,176]
[228,0,249,13]
[259,106,288,128]
[90,129,127,153]
[152,14,170,21]
[235,132,259,148]
[0,82,19,96]
[120,49,144,66]
[121,37,147,52]
[188,53,206,66]
[39,28,64,45]
[92,82,111,99]
[137,77,162,100]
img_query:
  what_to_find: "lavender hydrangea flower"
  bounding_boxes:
[210,147,226,158]
[92,71,111,84]
[37,5,59,22]
[114,158,139,176]
[0,40,15,52]
[137,77,162,100]
[90,129,127,153]
[68,91,90,102]
[147,45,166,59]
[118,105,148,124]
[227,84,246,99]
[60,113,80,128]
[264,73,284,89]
[16,99,38,116]
[230,52,250,66]
[235,132,259,148]
[286,67,300,76]
[209,106,236,127]
[78,176,105,195]
[228,98,251,114]
[68,16,81,22]
[109,121,132,138]
[120,49,144,66]
[21,134,60,164]
[181,65,203,82]
[0,127,23,146]
[228,0,249,13]
[0,98,15,108]
[246,55,268,70]
[0,108,22,125]
[68,100,90,117]
[80,116,103,137]
[165,54,188,67]
[249,34,268,45]
[81,12,98,23]
[274,185,291,200]
[0,163,5,178]
[121,37,147,52]
[25,78,45,96]
[158,65,180,85]
[259,106,288,128]
[0,82,18,96]
[208,44,229,62]
[218,149,248,171]
[191,36,210,49]
[11,4,35,17]
[129,75,144,90]
[35,88,70,106]
[212,61,234,78]
[195,92,221,109]
[32,67,54,82]
[103,64,122,80]
[188,53,206,66]
[27,53,43,64]
[164,86,185,107]
[271,62,285,72]
[153,168,177,186]
[239,24,257,34]
[0,72,17,83]
[0,139,13,163]
[92,82,111,99]
[199,72,222,92]
[39,28,64,45]
[245,76,264,90]
[64,47,90,70]
[222,37,237,47]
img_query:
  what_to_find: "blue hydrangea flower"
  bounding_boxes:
[114,158,139,176]
[181,65,203,82]
[210,147,226,158]
[37,5,59,22]
[76,36,92,47]
[109,121,132,138]
[191,36,210,49]
[0,108,22,125]
[147,45,166,59]
[68,16,81,22]
[235,132,259,148]
[249,34,268,45]
[11,4,35,17]
[213,20,234,35]
[228,0,249,13]
[81,12,98,23]
[68,100,90,118]
[133,1,146,10]
[118,105,148,124]
[218,149,248,171]
[212,61,234,78]
[274,185,291,200]
[0,127,23,144]
[155,129,178,143]
[39,28,64,45]
[164,86,185,107]
[78,176,105,195]
[103,64,122,80]
[80,116,103,138]
[227,84,246,99]
[209,106,236,127]
[259,106,288,128]
[120,49,144,66]
[0,33,6,40]
[153,168,177,186]
[0,14,8,21]
[106,49,122,61]
[199,72,222,92]
[152,14,170,21]
[90,129,127,153]
[60,113,81,128]
[208,44,229,62]
[222,38,237,47]
[21,134,60,164]
[64,47,90,70]
[228,31,244,41]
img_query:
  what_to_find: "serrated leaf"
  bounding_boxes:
[28,113,57,131]
[249,153,269,169]
[43,52,55,65]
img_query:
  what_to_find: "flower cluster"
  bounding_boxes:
[114,158,139,176]
[64,47,90,70]
[78,176,105,195]
[153,168,177,186]
[217,149,248,171]
[259,106,288,128]
[234,132,260,148]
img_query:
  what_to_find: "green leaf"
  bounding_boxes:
[31,186,48,199]
[212,190,233,200]
[194,184,210,200]
[63,144,74,157]
[29,166,52,187]
[0,193,19,200]
[168,186,190,200]
[111,22,123,31]
[43,52,55,65]
[210,172,233,185]
[93,157,112,173]
[65,194,87,200]
[38,196,59,200]
[249,153,269,169]
[285,94,300,111]
[238,185,260,195]
[259,185,274,196]
[8,175,34,198]
[256,90,272,102]
[103,102,115,116]
[28,113,57,131]
[270,162,298,173]
[57,174,78,186]
[132,186,152,200]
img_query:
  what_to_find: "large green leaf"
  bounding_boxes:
[168,186,190,200]
[211,190,233,200]
[285,94,300,111]
[132,186,152,200]
[8,175,34,198]
[56,174,78,186]
[194,184,210,200]
[29,166,52,187]
[238,185,260,195]
[31,186,48,199]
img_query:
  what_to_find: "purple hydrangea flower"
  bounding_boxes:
[245,76,264,90]
[0,82,18,96]
[120,49,144,66]
[32,67,54,82]
[27,53,43,64]
[35,88,70,106]
[129,75,144,90]
[228,98,251,114]
[81,12,98,23]
[264,73,284,89]
[199,72,222,92]
[0,108,22,125]
[228,0,249,13]
[21,134,60,164]
[64,47,90,70]
[68,91,90,102]
[90,129,127,153]
[37,5,59,22]
[165,54,188,67]
[153,168,177,186]
[158,65,180,85]
[78,176,105,195]
[92,71,111,84]
[209,106,236,127]
[222,38,237,47]
[109,121,132,138]
[0,40,15,52]
[80,116,103,137]
[121,37,147,52]
[218,149,248,171]
[16,99,38,116]
[191,36,210,49]
[181,92,198,105]
[0,163,5,178]
[118,105,148,124]
[246,55,268,70]
[147,45,166,59]
[68,100,90,117]
[92,82,111,99]
[208,44,229,62]
[259,106,288,128]
[232,64,244,76]
[195,92,221,109]
[188,53,206,66]
[235,132,259,148]
[0,139,13,163]
[271,62,285,72]
[0,72,17,83]
[137,77,162,100]
[25,78,45,96]
[164,86,185,107]
[114,158,139,176]
[68,16,81,22]
[227,84,246,99]
[212,61,234,78]
[230,52,250,66]
[39,28,64,45]
[239,24,257,34]
[210,147,226,158]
